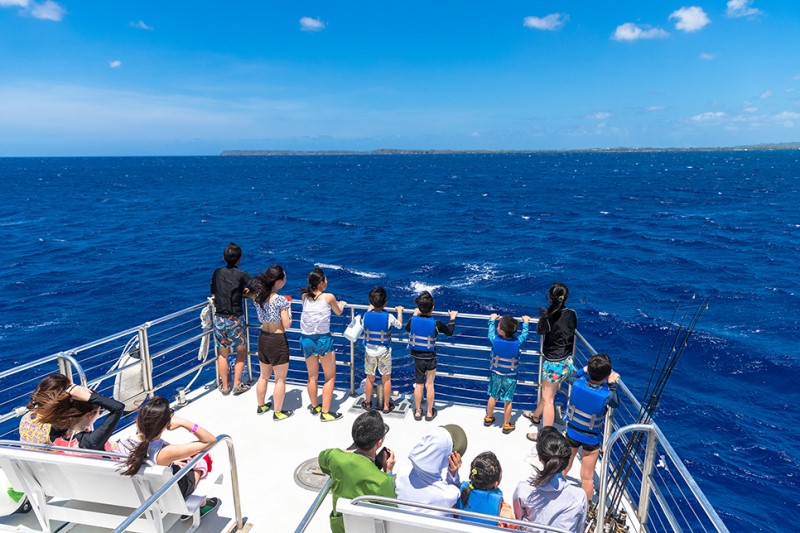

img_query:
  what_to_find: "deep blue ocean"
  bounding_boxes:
[0,153,798,531]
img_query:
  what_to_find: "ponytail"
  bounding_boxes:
[254,264,286,305]
[537,282,569,334]
[300,268,325,301]
[460,483,473,507]
[531,427,571,486]
[119,396,172,476]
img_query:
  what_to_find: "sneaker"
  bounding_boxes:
[308,404,322,415]
[200,497,220,518]
[256,402,273,415]
[273,410,294,421]
[320,411,343,422]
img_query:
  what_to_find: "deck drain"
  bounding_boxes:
[294,457,329,491]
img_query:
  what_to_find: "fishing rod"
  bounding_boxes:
[605,299,707,513]
[587,297,708,532]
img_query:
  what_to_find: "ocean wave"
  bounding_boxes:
[315,263,384,279]
[409,281,442,294]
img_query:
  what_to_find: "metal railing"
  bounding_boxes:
[113,434,245,532]
[0,300,727,533]
[345,495,574,532]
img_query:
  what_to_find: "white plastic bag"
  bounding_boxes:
[343,314,364,342]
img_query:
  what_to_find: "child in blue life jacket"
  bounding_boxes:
[484,314,530,434]
[455,451,515,526]
[405,290,457,422]
[563,353,620,505]
[362,286,404,413]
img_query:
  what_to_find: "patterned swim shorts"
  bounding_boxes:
[542,357,573,384]
[213,314,246,352]
[364,345,392,376]
[487,372,518,402]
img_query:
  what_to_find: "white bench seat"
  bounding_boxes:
[0,444,204,533]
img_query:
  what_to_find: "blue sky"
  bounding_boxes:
[1,1,798,155]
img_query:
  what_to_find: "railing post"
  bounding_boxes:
[349,306,356,397]
[595,423,655,533]
[244,301,253,384]
[138,324,155,397]
[57,352,74,383]
[537,336,544,406]
[225,436,245,530]
[638,428,659,529]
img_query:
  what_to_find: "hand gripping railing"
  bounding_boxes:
[345,495,574,532]
[113,434,245,532]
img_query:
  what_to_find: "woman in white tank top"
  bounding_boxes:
[299,268,347,422]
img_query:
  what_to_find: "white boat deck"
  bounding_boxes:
[120,380,637,533]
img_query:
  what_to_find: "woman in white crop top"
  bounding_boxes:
[299,267,347,422]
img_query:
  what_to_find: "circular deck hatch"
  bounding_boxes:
[294,457,329,491]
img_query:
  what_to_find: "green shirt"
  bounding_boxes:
[318,448,396,533]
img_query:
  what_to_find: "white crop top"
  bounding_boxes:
[300,294,332,335]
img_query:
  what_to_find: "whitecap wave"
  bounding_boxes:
[409,281,442,294]
[315,263,384,279]
[450,262,498,288]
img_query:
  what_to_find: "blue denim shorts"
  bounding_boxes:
[299,333,334,357]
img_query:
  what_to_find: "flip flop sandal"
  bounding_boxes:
[219,386,232,396]
[382,402,395,414]
[232,383,251,396]
[522,411,541,424]
[360,399,372,410]
[483,416,495,427]
[414,409,423,421]
[526,431,538,441]
[502,423,516,434]
[425,408,438,422]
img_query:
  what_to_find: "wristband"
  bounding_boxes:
[191,423,198,434]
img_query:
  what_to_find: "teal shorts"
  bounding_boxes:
[487,372,518,402]
[299,333,334,357]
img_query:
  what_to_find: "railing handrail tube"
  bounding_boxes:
[0,439,130,460]
[348,495,572,532]
[112,434,244,532]
[294,477,332,533]
[0,352,88,388]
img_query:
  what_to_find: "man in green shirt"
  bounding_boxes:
[318,410,396,533]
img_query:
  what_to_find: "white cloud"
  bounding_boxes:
[691,111,726,122]
[523,13,568,31]
[760,90,772,99]
[794,75,800,81]
[590,112,612,120]
[0,0,29,7]
[612,23,669,42]
[784,88,796,94]
[130,20,153,31]
[299,16,325,32]
[670,6,710,32]
[109,60,122,69]
[29,0,65,21]
[743,102,757,113]
[646,106,666,111]
[775,111,800,120]
[727,0,761,18]
[699,52,716,60]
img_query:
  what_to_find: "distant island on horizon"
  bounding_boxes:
[221,142,800,156]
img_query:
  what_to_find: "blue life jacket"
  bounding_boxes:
[408,316,437,351]
[363,311,391,347]
[565,376,611,446]
[490,337,521,376]
[455,481,503,525]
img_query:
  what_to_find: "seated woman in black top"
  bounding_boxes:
[36,383,125,451]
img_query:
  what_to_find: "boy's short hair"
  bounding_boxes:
[587,353,613,381]
[498,315,518,338]
[414,291,434,314]
[368,286,388,309]
[223,243,242,266]
[352,410,387,450]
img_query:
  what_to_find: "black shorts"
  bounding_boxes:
[566,433,601,452]
[173,463,197,498]
[258,331,291,366]
[413,357,437,384]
